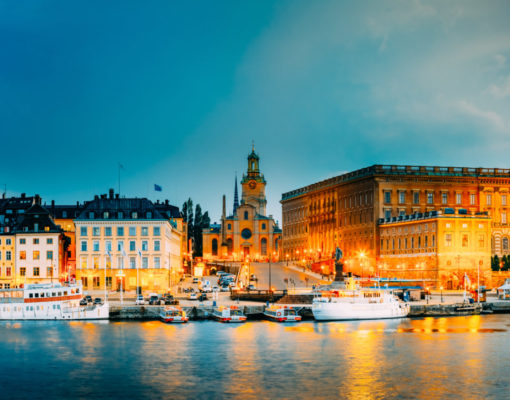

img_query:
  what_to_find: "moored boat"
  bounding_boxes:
[212,305,247,323]
[263,305,301,322]
[160,306,189,323]
[0,282,109,320]
[312,278,409,321]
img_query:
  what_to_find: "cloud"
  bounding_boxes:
[456,100,506,131]
[488,75,510,99]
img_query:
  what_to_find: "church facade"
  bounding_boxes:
[202,147,282,261]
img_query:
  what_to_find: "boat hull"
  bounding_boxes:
[312,301,409,321]
[263,313,302,322]
[0,303,110,320]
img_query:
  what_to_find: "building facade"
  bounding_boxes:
[378,210,491,289]
[281,164,510,280]
[74,191,182,293]
[203,147,282,261]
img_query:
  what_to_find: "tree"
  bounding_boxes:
[492,255,500,271]
[182,198,194,252]
[503,255,510,271]
[193,204,203,257]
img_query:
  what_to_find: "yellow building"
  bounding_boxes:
[378,209,492,289]
[75,190,183,293]
[0,233,15,289]
[203,146,282,261]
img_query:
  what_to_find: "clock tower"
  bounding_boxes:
[240,143,267,215]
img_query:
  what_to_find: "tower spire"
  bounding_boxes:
[252,139,255,152]
[233,173,239,215]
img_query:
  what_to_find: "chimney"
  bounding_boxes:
[34,194,41,205]
[51,200,55,207]
[165,199,169,205]
[76,201,79,207]
[94,195,99,200]
[115,194,119,199]
[109,188,114,199]
[21,193,26,198]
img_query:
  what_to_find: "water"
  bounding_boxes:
[1,315,510,399]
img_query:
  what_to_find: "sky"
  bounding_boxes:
[2,0,510,224]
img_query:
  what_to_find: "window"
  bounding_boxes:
[462,234,469,248]
[6,267,11,277]
[93,241,100,252]
[81,259,87,269]
[503,195,508,206]
[142,241,148,251]
[442,193,448,204]
[93,257,99,269]
[93,227,100,236]
[34,223,39,232]
[425,236,428,247]
[432,235,435,247]
[33,267,40,277]
[81,241,87,251]
[153,227,160,236]
[228,224,231,230]
[212,239,218,256]
[117,256,124,269]
[154,257,160,268]
[503,213,508,224]
[46,238,53,244]
[47,267,53,277]
[117,227,124,236]
[132,212,138,219]
[154,240,160,251]
[130,257,136,269]
[470,194,476,205]
[6,238,11,245]
[118,212,123,219]
[33,238,39,245]
[384,209,391,219]
[399,210,405,217]
[427,193,434,204]
[384,191,391,203]
[20,251,26,260]
[487,194,492,206]
[93,277,100,287]
[479,235,485,248]
[105,241,112,252]
[456,193,462,204]
[147,211,152,219]
[103,212,109,219]
[142,257,148,268]
[129,226,136,236]
[262,223,266,230]
[503,238,509,251]
[33,251,40,260]
[445,234,452,247]
[6,251,11,261]
[399,192,405,203]
[244,211,249,220]
[104,227,112,236]
[62,211,67,218]
[80,227,87,236]
[130,241,136,251]
[413,192,419,204]
[82,277,88,287]
[20,238,26,245]
[20,267,26,276]
[46,251,53,260]
[106,276,112,288]
[117,241,124,251]
[141,227,148,236]
[89,212,94,219]
[398,238,401,250]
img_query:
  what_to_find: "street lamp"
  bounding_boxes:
[440,286,444,303]
[286,254,289,266]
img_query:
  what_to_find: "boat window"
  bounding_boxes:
[58,292,62,296]
[77,289,80,294]
[29,293,33,298]
[26,306,29,310]
[30,306,33,311]
[57,305,60,309]
[52,292,56,297]
[35,293,39,298]
[41,293,44,298]
[64,291,68,296]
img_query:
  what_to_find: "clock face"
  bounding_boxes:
[249,180,256,189]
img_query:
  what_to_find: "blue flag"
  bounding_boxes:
[154,184,162,192]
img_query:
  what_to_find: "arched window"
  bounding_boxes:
[227,238,233,255]
[261,238,267,256]
[212,239,218,256]
[274,238,278,251]
[503,237,509,251]
[244,211,249,220]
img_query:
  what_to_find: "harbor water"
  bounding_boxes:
[1,315,510,399]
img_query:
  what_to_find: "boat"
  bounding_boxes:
[0,282,109,320]
[312,278,409,321]
[212,305,247,323]
[160,306,189,323]
[263,305,302,322]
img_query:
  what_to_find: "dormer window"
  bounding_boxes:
[89,212,94,219]
[62,211,67,218]
[147,212,152,219]
[34,223,39,231]
[104,212,109,218]
[132,212,138,219]
[118,212,123,219]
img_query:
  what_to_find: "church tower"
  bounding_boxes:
[233,173,239,215]
[240,143,267,215]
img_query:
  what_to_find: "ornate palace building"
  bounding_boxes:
[202,146,282,261]
[281,165,510,285]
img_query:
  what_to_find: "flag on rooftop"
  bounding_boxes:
[154,184,162,192]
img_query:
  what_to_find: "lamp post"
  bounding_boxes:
[426,287,429,304]
[286,254,289,266]
[440,286,444,303]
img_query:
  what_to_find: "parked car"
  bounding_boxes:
[248,284,257,291]
[183,287,195,293]
[80,298,88,306]
[216,270,227,276]
[189,292,198,300]
[192,277,200,284]
[201,286,212,293]
[135,295,145,305]
[198,293,208,301]
[220,285,231,292]
[228,281,236,288]
[212,285,220,292]
[93,298,102,305]
[163,294,179,305]
[250,274,258,282]
[149,295,160,305]
[85,295,93,303]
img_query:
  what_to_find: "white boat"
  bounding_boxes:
[312,279,409,321]
[212,305,247,323]
[160,306,189,323]
[0,282,109,320]
[264,305,302,322]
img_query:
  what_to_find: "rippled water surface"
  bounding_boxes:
[1,315,510,399]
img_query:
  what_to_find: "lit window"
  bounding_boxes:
[503,195,507,206]
[456,193,462,204]
[470,194,476,205]
[445,234,452,247]
[399,192,405,203]
[487,194,492,206]
[427,193,434,204]
[442,193,448,204]
[93,227,100,236]
[20,251,26,260]
[33,251,40,260]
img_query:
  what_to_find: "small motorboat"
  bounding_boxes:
[212,306,247,323]
[263,305,301,322]
[160,306,189,323]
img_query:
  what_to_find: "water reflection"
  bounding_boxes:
[0,316,509,399]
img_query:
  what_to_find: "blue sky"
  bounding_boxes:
[2,1,510,223]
